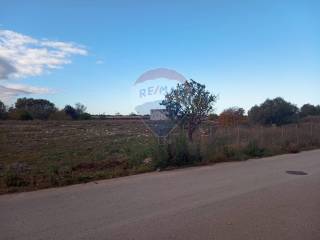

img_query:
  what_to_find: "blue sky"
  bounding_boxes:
[0,0,319,114]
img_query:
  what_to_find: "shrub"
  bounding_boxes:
[218,107,247,127]
[222,145,238,159]
[243,141,266,157]
[8,109,33,120]
[124,142,152,168]
[170,134,190,166]
[152,133,203,168]
[151,143,170,169]
[248,97,298,126]
[3,166,29,187]
[64,104,91,120]
[15,98,57,120]
[300,104,320,118]
[49,110,72,120]
[48,164,60,186]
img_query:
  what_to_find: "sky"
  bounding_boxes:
[0,0,319,114]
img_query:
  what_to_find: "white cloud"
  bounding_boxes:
[0,29,87,102]
[0,29,87,80]
[0,83,52,103]
[3,83,53,94]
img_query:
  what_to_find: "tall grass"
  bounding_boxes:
[1,121,319,193]
[151,122,320,168]
[199,122,320,163]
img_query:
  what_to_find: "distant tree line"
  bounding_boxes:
[0,96,319,125]
[0,98,90,120]
[216,97,320,127]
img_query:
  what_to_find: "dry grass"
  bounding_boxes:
[0,120,154,193]
[0,120,319,193]
[198,122,320,163]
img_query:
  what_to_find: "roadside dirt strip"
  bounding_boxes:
[1,150,320,240]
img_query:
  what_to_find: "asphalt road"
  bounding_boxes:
[1,150,320,240]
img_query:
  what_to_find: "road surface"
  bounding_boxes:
[1,150,320,240]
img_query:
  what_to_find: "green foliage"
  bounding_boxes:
[152,133,202,168]
[208,113,218,121]
[205,141,246,163]
[64,103,91,120]
[161,79,217,141]
[300,104,320,118]
[248,97,298,126]
[222,146,238,159]
[124,141,152,168]
[15,98,57,120]
[151,143,170,169]
[75,103,86,113]
[170,134,190,166]
[243,141,266,157]
[78,112,91,120]
[8,109,33,120]
[48,164,60,186]
[63,105,78,119]
[0,99,91,121]
[3,164,29,187]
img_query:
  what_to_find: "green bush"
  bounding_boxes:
[47,164,60,186]
[243,141,266,157]
[4,169,28,187]
[151,143,170,169]
[8,109,33,120]
[171,134,191,166]
[151,133,203,168]
[125,142,152,168]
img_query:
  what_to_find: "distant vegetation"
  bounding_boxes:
[0,80,320,193]
[0,98,90,120]
[0,95,319,125]
[218,107,247,127]
[248,97,299,126]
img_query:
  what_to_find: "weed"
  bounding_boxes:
[243,141,266,157]
[4,169,28,187]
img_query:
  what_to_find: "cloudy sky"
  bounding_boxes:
[1,0,319,114]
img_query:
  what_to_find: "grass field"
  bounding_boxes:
[1,120,320,193]
[0,120,155,193]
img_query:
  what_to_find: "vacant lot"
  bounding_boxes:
[0,120,155,193]
[0,120,320,193]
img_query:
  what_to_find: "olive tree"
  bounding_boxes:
[161,79,217,141]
